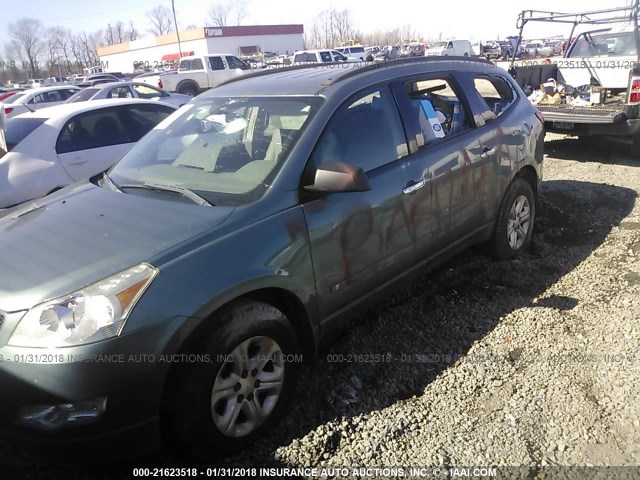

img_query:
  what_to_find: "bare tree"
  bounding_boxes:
[146,5,174,36]
[8,18,45,76]
[114,21,125,44]
[127,21,140,41]
[208,3,229,27]
[208,0,246,27]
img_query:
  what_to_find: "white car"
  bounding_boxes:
[1,85,81,118]
[0,99,176,209]
[64,81,192,108]
[292,49,357,64]
[333,45,367,61]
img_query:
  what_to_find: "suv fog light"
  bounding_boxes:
[16,397,107,431]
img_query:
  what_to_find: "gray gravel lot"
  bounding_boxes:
[2,133,639,478]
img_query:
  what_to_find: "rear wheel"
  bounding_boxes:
[164,301,299,456]
[177,83,199,97]
[490,177,536,259]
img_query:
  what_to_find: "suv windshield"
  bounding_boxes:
[568,31,636,57]
[109,96,322,206]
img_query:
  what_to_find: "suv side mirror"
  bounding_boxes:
[304,161,371,193]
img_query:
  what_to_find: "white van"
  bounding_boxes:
[425,40,473,57]
[333,45,367,61]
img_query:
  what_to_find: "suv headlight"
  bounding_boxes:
[9,263,158,348]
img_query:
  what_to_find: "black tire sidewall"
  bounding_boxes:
[491,177,536,259]
[166,301,299,456]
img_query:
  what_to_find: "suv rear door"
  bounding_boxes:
[302,85,414,327]
[391,73,500,257]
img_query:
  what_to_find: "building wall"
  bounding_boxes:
[204,34,304,56]
[98,26,305,74]
[101,38,208,74]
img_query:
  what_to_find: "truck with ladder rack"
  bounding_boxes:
[509,1,640,155]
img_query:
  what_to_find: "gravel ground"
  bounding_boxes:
[2,134,640,478]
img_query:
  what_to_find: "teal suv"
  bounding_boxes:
[0,57,543,453]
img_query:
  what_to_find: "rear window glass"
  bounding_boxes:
[66,88,99,103]
[3,93,25,104]
[5,118,46,150]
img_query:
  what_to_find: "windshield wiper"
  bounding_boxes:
[101,171,121,192]
[119,182,213,206]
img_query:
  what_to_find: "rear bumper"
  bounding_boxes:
[541,103,640,138]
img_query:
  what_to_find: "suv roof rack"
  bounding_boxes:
[216,56,495,90]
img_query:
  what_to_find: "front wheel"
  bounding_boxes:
[164,301,299,456]
[490,177,536,259]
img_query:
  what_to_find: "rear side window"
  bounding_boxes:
[401,77,472,148]
[312,86,408,172]
[473,76,516,117]
[5,118,46,150]
[180,58,204,70]
[30,90,65,104]
[351,47,365,54]
[208,56,224,71]
[294,53,315,63]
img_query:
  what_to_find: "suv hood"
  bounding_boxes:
[0,182,233,312]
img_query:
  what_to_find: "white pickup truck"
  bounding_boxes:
[135,54,252,96]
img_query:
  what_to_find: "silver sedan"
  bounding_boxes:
[65,81,192,108]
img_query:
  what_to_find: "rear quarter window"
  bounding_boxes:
[473,76,516,117]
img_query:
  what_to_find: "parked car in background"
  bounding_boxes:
[0,57,542,454]
[333,45,367,61]
[0,99,176,208]
[64,81,191,108]
[135,54,252,97]
[544,40,563,55]
[0,88,26,102]
[2,86,81,118]
[524,41,553,58]
[292,49,354,64]
[72,74,120,86]
[425,39,473,56]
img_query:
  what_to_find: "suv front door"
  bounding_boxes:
[302,85,413,328]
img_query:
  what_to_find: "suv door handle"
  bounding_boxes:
[403,178,427,195]
[480,147,496,159]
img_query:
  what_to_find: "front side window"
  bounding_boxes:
[107,86,133,99]
[133,84,162,99]
[312,86,407,173]
[225,56,249,70]
[402,78,472,148]
[320,51,333,62]
[109,96,322,205]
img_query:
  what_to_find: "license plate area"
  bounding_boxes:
[553,121,575,130]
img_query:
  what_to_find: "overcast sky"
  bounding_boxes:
[0,0,631,51]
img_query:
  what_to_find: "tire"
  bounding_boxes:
[463,52,469,57]
[630,135,640,158]
[177,83,199,97]
[490,177,536,260]
[164,300,299,456]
